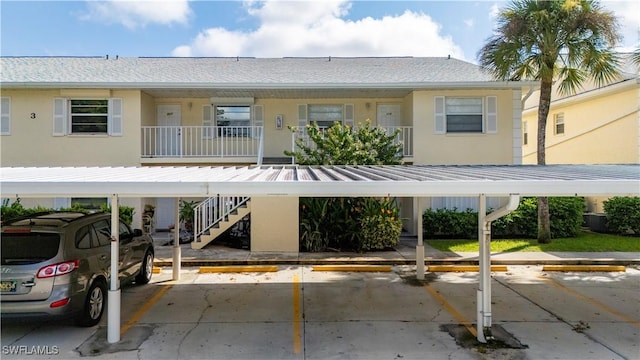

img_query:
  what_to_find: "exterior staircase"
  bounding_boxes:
[191,195,251,249]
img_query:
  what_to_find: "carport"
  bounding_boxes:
[2,164,638,345]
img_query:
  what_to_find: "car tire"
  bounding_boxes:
[135,250,154,285]
[77,280,106,327]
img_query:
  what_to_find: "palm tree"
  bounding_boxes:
[478,0,620,243]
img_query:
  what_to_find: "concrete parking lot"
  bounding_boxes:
[2,265,639,360]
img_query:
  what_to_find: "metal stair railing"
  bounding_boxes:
[194,195,251,243]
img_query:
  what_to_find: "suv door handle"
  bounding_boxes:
[22,281,35,287]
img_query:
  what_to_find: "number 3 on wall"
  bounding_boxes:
[30,113,36,119]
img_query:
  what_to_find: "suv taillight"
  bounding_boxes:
[36,260,79,278]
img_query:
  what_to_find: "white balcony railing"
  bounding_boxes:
[290,126,413,163]
[141,126,264,160]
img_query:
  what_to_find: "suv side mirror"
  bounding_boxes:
[133,229,143,237]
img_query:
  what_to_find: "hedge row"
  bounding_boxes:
[423,197,585,239]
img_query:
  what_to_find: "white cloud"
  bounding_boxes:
[464,19,474,28]
[172,0,465,59]
[82,0,191,29]
[602,0,640,50]
[489,3,500,21]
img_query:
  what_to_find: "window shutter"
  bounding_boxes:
[297,104,307,133]
[252,104,264,139]
[434,96,445,134]
[108,98,123,136]
[53,98,67,136]
[1,97,10,135]
[202,104,213,138]
[344,104,354,128]
[486,96,497,134]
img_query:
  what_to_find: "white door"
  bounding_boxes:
[155,198,176,230]
[377,104,402,127]
[156,104,181,156]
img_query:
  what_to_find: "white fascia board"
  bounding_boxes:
[2,81,535,91]
[3,179,638,198]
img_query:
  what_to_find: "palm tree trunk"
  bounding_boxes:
[537,78,553,243]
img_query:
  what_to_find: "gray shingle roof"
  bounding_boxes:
[1,56,506,86]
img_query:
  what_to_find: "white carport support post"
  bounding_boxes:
[108,195,121,344]
[173,197,181,281]
[416,197,425,280]
[476,194,519,343]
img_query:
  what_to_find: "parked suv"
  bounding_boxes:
[1,212,154,326]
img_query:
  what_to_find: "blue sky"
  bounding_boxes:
[1,0,638,63]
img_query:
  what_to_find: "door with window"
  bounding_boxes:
[156,105,181,156]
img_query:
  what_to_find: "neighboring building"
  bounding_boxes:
[522,53,640,212]
[1,56,532,251]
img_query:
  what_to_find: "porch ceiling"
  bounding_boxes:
[2,164,638,198]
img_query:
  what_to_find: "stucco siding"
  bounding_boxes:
[1,89,142,166]
[410,90,516,165]
[522,86,639,164]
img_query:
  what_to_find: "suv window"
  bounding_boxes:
[76,225,97,249]
[1,233,61,265]
[93,220,112,247]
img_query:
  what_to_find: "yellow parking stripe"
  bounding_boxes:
[542,265,626,272]
[293,275,302,354]
[423,283,477,338]
[428,265,508,272]
[312,265,391,272]
[152,267,162,274]
[540,276,640,327]
[121,284,172,335]
[199,265,279,273]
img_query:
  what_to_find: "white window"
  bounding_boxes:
[434,96,497,134]
[1,97,10,135]
[554,113,565,135]
[210,105,263,137]
[523,121,528,145]
[297,104,354,129]
[53,98,122,136]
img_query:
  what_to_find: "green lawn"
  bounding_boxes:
[425,231,640,252]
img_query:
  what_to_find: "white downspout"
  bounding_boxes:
[477,194,520,343]
[173,197,181,281]
[416,197,425,280]
[108,195,121,344]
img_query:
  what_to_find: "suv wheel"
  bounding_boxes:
[77,280,106,327]
[136,250,154,285]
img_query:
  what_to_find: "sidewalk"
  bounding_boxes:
[151,233,640,267]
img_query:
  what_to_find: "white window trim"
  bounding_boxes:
[53,98,123,137]
[554,113,565,135]
[298,104,352,128]
[434,96,497,134]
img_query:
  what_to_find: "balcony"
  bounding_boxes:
[141,126,264,164]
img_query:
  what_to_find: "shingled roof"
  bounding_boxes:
[1,56,522,86]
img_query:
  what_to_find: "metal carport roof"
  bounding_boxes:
[1,164,639,345]
[1,164,639,198]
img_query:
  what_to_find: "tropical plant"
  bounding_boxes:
[289,121,404,252]
[179,200,198,231]
[478,0,620,243]
[285,120,402,165]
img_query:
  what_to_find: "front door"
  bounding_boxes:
[377,104,402,128]
[156,104,181,156]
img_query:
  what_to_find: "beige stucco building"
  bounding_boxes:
[1,56,533,252]
[521,54,640,212]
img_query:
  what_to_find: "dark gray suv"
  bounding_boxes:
[1,212,154,326]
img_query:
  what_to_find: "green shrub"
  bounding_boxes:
[299,197,402,252]
[604,196,640,235]
[423,208,477,239]
[424,197,585,239]
[1,199,136,226]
